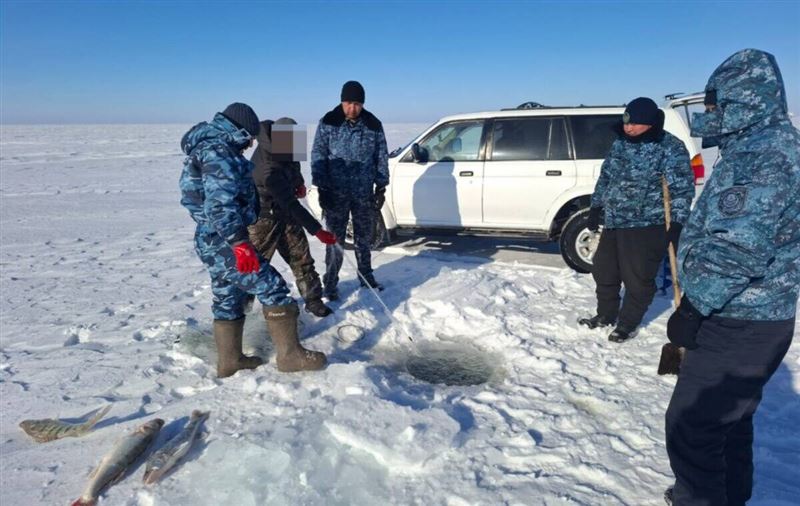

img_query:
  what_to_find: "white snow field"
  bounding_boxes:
[1,124,798,506]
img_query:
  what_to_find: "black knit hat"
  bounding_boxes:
[221,102,260,137]
[623,97,660,126]
[341,81,365,103]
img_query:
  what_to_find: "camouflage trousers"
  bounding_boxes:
[322,197,374,294]
[248,216,324,302]
[193,224,293,320]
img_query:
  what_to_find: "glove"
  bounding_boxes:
[318,188,334,210]
[315,229,337,245]
[232,241,261,274]
[667,295,704,350]
[374,186,386,210]
[295,184,307,198]
[666,222,682,250]
[587,207,603,232]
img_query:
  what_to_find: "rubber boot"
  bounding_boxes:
[305,298,333,317]
[577,314,616,329]
[608,325,639,343]
[262,303,327,372]
[359,273,384,291]
[213,317,264,378]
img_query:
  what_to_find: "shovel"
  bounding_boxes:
[657,176,685,375]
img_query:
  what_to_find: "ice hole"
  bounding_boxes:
[404,343,497,386]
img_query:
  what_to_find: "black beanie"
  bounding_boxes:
[341,81,365,103]
[221,102,260,137]
[623,97,660,126]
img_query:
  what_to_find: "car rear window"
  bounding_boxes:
[569,115,619,159]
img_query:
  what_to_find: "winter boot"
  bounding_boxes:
[608,325,638,343]
[213,317,264,378]
[323,287,339,301]
[262,303,327,372]
[577,314,616,329]
[359,273,384,291]
[305,298,333,317]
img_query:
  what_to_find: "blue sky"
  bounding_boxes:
[1,0,798,124]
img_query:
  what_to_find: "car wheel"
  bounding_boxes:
[559,208,601,273]
[345,210,388,250]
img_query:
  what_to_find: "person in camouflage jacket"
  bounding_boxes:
[311,81,389,300]
[664,49,799,506]
[579,97,694,342]
[249,117,337,318]
[180,103,326,377]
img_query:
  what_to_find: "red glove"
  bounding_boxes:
[232,242,260,274]
[295,184,307,198]
[315,230,337,245]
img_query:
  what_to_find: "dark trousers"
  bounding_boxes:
[249,216,324,302]
[665,316,794,506]
[322,196,375,292]
[591,225,666,329]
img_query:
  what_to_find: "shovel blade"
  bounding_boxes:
[658,343,685,376]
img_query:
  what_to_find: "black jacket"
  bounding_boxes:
[250,120,321,234]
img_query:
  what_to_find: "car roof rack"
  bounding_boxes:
[664,91,705,102]
[514,101,547,110]
[501,101,625,111]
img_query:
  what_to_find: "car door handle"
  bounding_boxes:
[459,171,474,177]
[546,170,562,176]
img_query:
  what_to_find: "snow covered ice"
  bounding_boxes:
[1,124,799,505]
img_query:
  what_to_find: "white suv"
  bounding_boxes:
[309,94,707,272]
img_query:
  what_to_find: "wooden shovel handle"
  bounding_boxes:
[661,176,681,306]
[659,176,684,376]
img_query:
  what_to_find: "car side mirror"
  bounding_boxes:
[411,143,428,163]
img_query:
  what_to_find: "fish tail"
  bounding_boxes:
[142,469,159,485]
[190,410,210,421]
[70,498,96,506]
[80,405,112,432]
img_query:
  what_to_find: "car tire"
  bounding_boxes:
[345,210,388,250]
[559,208,602,274]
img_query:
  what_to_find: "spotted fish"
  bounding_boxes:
[143,409,209,485]
[71,418,164,506]
[18,405,111,443]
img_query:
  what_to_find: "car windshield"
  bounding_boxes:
[388,143,409,158]
[388,121,437,158]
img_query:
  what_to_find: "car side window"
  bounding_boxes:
[549,118,570,160]
[569,115,619,159]
[412,121,485,162]
[490,118,570,161]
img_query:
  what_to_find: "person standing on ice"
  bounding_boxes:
[663,49,799,506]
[311,80,389,300]
[249,117,337,318]
[179,103,326,377]
[578,97,694,343]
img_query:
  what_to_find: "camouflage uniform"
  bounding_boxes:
[591,128,693,229]
[589,118,694,330]
[249,120,325,304]
[311,105,389,294]
[666,49,799,506]
[179,113,293,320]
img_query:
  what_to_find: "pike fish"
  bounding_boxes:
[18,405,111,443]
[143,410,209,485]
[71,418,164,506]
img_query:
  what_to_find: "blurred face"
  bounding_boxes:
[623,123,652,137]
[342,101,363,120]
